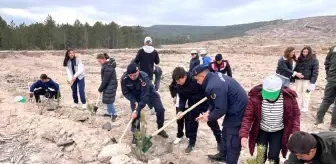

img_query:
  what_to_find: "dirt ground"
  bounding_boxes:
[0,46,333,164]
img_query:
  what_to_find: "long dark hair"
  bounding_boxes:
[284,47,296,63]
[63,49,75,67]
[298,46,314,63]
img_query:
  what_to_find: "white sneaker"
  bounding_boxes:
[301,108,308,112]
[150,108,156,115]
[82,104,87,109]
[71,104,78,108]
[173,137,183,144]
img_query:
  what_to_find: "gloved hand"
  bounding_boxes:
[307,83,316,92]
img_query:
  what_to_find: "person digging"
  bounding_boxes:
[121,63,168,145]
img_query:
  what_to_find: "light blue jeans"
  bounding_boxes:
[106,104,117,116]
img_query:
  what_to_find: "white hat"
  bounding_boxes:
[199,49,207,55]
[191,50,197,54]
[144,36,152,43]
[262,75,282,100]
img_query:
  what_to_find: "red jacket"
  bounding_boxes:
[239,85,300,158]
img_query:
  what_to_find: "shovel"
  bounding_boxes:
[118,118,134,143]
[141,97,208,153]
[93,93,102,113]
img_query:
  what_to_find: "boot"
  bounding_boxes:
[208,153,226,162]
[185,144,194,154]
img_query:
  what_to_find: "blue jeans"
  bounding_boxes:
[71,78,86,104]
[276,74,290,87]
[106,104,117,116]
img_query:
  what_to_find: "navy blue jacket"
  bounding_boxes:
[169,73,208,111]
[203,72,248,127]
[121,71,158,113]
[30,79,59,93]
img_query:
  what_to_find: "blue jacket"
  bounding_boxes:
[121,71,158,113]
[30,79,59,93]
[202,56,212,67]
[203,72,248,127]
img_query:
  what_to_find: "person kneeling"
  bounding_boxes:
[29,74,60,103]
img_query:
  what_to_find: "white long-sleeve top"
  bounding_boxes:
[66,58,85,80]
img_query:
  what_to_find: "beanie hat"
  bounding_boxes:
[262,75,282,100]
[127,63,139,74]
[215,54,223,61]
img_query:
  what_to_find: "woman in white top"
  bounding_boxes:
[63,49,87,109]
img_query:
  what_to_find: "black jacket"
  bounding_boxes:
[189,57,200,72]
[121,71,158,113]
[325,46,336,82]
[169,73,208,111]
[294,48,319,84]
[98,58,118,104]
[134,46,160,80]
[285,132,336,164]
[276,57,295,80]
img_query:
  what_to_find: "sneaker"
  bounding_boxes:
[71,104,78,108]
[150,108,156,115]
[208,153,226,162]
[173,137,183,144]
[301,108,308,112]
[82,104,87,109]
[132,137,137,146]
[112,115,117,122]
[185,144,194,154]
[314,118,323,125]
[103,111,112,117]
[157,130,169,138]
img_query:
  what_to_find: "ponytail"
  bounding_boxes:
[103,53,110,59]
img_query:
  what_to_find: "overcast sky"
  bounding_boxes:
[0,0,335,26]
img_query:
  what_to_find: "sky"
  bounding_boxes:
[0,0,335,27]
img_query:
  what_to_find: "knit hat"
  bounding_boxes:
[215,54,223,61]
[127,63,139,74]
[144,36,152,44]
[262,75,282,100]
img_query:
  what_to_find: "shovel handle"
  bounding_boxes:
[118,118,133,143]
[151,97,208,136]
[95,93,101,106]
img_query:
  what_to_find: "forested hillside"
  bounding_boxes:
[0,14,281,50]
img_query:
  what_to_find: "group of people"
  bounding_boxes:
[27,36,336,164]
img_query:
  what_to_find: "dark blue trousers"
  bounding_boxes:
[130,96,165,132]
[71,78,86,104]
[220,126,241,164]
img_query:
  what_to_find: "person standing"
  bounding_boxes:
[240,75,300,164]
[189,50,200,72]
[96,53,118,122]
[294,46,319,112]
[192,65,248,164]
[199,49,212,67]
[134,36,160,81]
[276,47,303,87]
[63,49,87,109]
[121,63,168,144]
[208,54,232,77]
[316,46,336,131]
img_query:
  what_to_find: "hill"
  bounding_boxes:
[143,20,281,44]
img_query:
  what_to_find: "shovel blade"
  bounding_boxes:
[141,136,153,153]
[93,106,98,113]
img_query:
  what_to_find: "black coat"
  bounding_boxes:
[325,46,336,82]
[276,57,295,81]
[294,55,319,84]
[189,57,200,72]
[134,46,160,80]
[98,58,118,104]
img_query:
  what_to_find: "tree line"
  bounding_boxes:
[0,15,146,50]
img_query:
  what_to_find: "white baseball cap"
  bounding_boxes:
[199,49,207,55]
[191,50,197,54]
[262,75,282,100]
[144,36,152,43]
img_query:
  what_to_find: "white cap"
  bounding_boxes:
[191,50,197,54]
[262,75,282,100]
[144,36,152,44]
[199,49,207,55]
